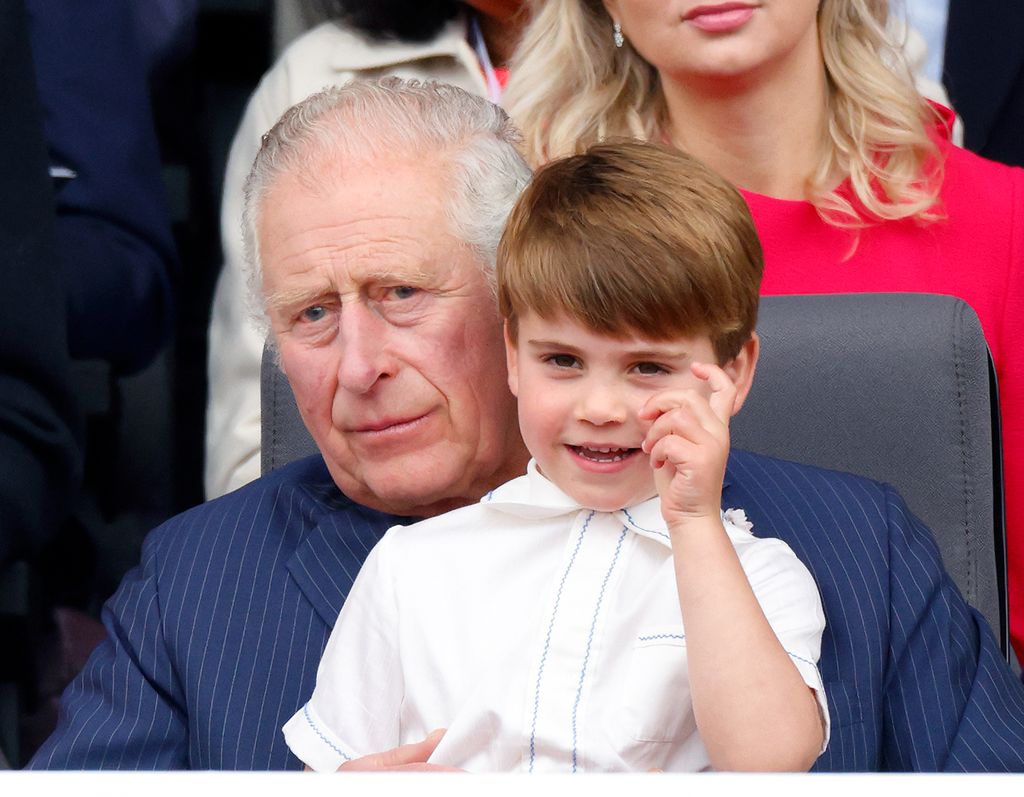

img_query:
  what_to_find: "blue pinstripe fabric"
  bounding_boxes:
[724,453,1024,772]
[29,451,1024,771]
[29,456,401,770]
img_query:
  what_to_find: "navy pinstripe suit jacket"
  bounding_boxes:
[30,451,1024,771]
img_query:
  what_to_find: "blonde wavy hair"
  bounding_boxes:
[503,0,944,227]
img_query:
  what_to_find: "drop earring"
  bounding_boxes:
[613,21,624,48]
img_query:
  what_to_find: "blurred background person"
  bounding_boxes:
[24,0,183,607]
[14,0,195,765]
[0,0,82,768]
[0,1,82,585]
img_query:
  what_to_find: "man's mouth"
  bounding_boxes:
[569,445,641,463]
[349,413,429,435]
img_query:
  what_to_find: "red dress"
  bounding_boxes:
[744,134,1024,661]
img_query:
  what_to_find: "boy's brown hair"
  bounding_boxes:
[497,141,763,363]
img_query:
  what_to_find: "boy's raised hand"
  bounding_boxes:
[640,362,736,528]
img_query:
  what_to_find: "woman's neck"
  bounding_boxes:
[661,49,830,200]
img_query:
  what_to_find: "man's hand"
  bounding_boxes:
[640,362,735,528]
[337,729,462,772]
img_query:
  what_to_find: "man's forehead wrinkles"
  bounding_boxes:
[273,231,430,274]
[311,225,436,263]
[267,244,441,300]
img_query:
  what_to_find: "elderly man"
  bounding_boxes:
[31,79,1024,771]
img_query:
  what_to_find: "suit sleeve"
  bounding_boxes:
[28,530,189,769]
[880,485,1024,771]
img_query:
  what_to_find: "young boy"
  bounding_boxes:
[282,141,828,772]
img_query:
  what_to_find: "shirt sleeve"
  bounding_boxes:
[282,529,404,771]
[736,532,830,750]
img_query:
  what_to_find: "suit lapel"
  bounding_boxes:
[286,500,407,627]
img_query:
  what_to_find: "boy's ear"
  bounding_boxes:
[504,320,520,397]
[722,332,759,416]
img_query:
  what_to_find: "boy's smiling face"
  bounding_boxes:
[506,310,744,512]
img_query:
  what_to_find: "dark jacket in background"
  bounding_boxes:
[945,0,1024,168]
[0,0,81,566]
[26,0,179,374]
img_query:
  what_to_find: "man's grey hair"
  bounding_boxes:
[241,77,533,325]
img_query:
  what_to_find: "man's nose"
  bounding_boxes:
[336,303,394,394]
[575,382,629,426]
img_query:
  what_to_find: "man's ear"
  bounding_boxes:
[722,332,759,416]
[504,320,520,397]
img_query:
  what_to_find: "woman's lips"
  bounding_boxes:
[683,3,756,33]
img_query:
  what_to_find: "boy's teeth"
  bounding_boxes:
[576,445,632,462]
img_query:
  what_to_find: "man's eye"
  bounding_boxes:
[300,305,327,323]
[546,354,580,369]
[388,286,419,300]
[634,361,668,376]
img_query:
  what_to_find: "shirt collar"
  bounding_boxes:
[482,460,754,549]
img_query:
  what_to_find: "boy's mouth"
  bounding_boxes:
[569,445,640,463]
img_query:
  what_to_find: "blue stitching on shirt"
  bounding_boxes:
[620,507,669,540]
[570,525,628,773]
[528,510,594,773]
[637,633,686,642]
[786,651,817,670]
[303,703,351,761]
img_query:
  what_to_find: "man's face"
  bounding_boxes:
[259,154,527,517]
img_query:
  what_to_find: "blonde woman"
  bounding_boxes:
[504,1,1024,664]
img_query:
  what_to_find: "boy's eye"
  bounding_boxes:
[546,354,580,369]
[634,361,668,376]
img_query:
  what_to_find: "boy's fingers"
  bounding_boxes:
[643,405,712,454]
[641,388,715,422]
[639,390,688,420]
[692,362,737,424]
[648,435,700,471]
[642,391,726,453]
[339,729,450,771]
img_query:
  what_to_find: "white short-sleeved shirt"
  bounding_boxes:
[283,461,828,772]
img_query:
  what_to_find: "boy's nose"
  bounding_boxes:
[575,387,629,426]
